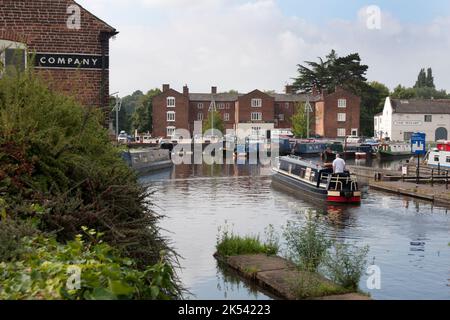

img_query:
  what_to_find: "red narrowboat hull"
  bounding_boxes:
[327,196,361,203]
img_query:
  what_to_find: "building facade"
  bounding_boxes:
[152,84,360,139]
[374,97,450,142]
[0,0,117,113]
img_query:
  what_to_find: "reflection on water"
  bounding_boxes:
[140,163,450,300]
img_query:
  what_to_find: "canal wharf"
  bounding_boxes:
[214,254,371,300]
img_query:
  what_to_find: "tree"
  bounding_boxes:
[360,81,390,137]
[203,110,225,134]
[391,85,416,99]
[414,68,427,88]
[292,50,369,95]
[131,88,161,134]
[426,68,435,88]
[291,103,309,138]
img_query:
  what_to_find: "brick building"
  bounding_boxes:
[152,84,360,139]
[0,0,117,113]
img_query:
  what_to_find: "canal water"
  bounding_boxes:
[139,162,450,300]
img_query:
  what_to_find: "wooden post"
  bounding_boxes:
[446,171,449,190]
[431,169,434,186]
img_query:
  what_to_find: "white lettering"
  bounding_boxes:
[66,266,81,290]
[48,57,55,64]
[39,57,47,64]
[57,57,66,64]
[366,265,381,290]
[366,5,382,30]
[91,58,98,66]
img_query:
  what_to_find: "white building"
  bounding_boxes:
[374,97,450,142]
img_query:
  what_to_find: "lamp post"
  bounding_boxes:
[304,97,313,139]
[111,92,122,139]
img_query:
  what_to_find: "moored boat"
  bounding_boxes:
[426,141,450,168]
[378,142,413,159]
[272,156,361,204]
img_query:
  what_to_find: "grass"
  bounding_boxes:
[291,271,352,299]
[216,234,279,257]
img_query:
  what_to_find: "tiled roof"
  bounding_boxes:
[189,93,240,102]
[391,99,450,114]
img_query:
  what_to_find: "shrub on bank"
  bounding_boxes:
[0,229,177,300]
[0,68,181,299]
[216,225,279,257]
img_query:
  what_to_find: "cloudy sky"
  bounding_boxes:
[76,0,450,96]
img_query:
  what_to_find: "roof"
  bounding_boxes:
[189,92,320,102]
[189,93,240,102]
[391,99,450,114]
[269,93,320,102]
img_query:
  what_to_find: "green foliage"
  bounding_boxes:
[391,85,416,99]
[291,103,309,139]
[415,68,435,89]
[0,230,178,300]
[360,81,390,137]
[292,272,350,299]
[216,224,279,257]
[131,88,161,134]
[203,110,225,134]
[293,49,368,95]
[283,216,331,272]
[0,70,181,298]
[323,243,369,291]
[0,218,40,262]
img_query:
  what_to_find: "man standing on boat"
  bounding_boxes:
[333,154,347,174]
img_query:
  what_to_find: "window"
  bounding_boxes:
[197,113,203,121]
[337,113,346,122]
[224,113,230,121]
[447,156,450,163]
[424,115,432,122]
[279,114,285,121]
[251,98,262,108]
[285,103,290,109]
[226,103,230,109]
[251,112,262,121]
[1,41,27,77]
[252,127,262,136]
[167,111,175,122]
[167,97,175,107]
[166,127,176,137]
[434,155,440,162]
[351,128,358,136]
[217,103,225,109]
[337,128,346,137]
[338,99,347,108]
[197,103,203,109]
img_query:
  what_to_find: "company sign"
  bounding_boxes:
[33,53,108,70]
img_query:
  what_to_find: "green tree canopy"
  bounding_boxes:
[293,50,369,95]
[291,103,309,139]
[360,81,390,137]
[203,110,225,134]
[131,88,161,134]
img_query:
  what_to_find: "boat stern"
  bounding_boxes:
[327,191,361,204]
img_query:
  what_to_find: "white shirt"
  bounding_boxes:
[333,157,346,173]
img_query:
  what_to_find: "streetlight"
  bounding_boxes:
[111,92,122,139]
[304,97,313,139]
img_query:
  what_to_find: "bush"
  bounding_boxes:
[292,272,349,299]
[0,229,178,300]
[323,243,369,291]
[283,217,331,272]
[0,218,39,262]
[0,68,182,298]
[216,225,279,257]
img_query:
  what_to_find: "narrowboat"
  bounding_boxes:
[378,142,413,159]
[426,141,450,168]
[293,141,328,156]
[272,156,361,204]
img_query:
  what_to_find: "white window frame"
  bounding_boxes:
[279,114,285,121]
[337,128,346,137]
[167,111,176,122]
[0,40,27,77]
[224,113,230,121]
[337,113,346,122]
[285,102,290,109]
[251,112,262,121]
[197,103,203,109]
[351,128,358,136]
[424,115,432,122]
[167,97,176,108]
[166,126,176,138]
[338,99,347,108]
[217,103,225,109]
[252,127,262,136]
[226,103,230,109]
[251,98,262,108]
[197,113,204,121]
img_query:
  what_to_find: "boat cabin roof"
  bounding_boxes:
[280,156,324,170]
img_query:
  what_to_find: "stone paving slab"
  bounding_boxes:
[227,254,296,273]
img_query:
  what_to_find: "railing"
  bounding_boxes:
[402,166,449,189]
[322,173,359,191]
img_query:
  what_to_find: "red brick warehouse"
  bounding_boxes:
[0,0,118,115]
[152,84,360,139]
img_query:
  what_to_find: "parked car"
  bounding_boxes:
[117,131,128,144]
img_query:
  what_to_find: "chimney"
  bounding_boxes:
[183,85,189,97]
[285,85,295,94]
[211,86,217,94]
[162,84,170,92]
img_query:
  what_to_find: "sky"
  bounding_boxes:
[76,0,450,96]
